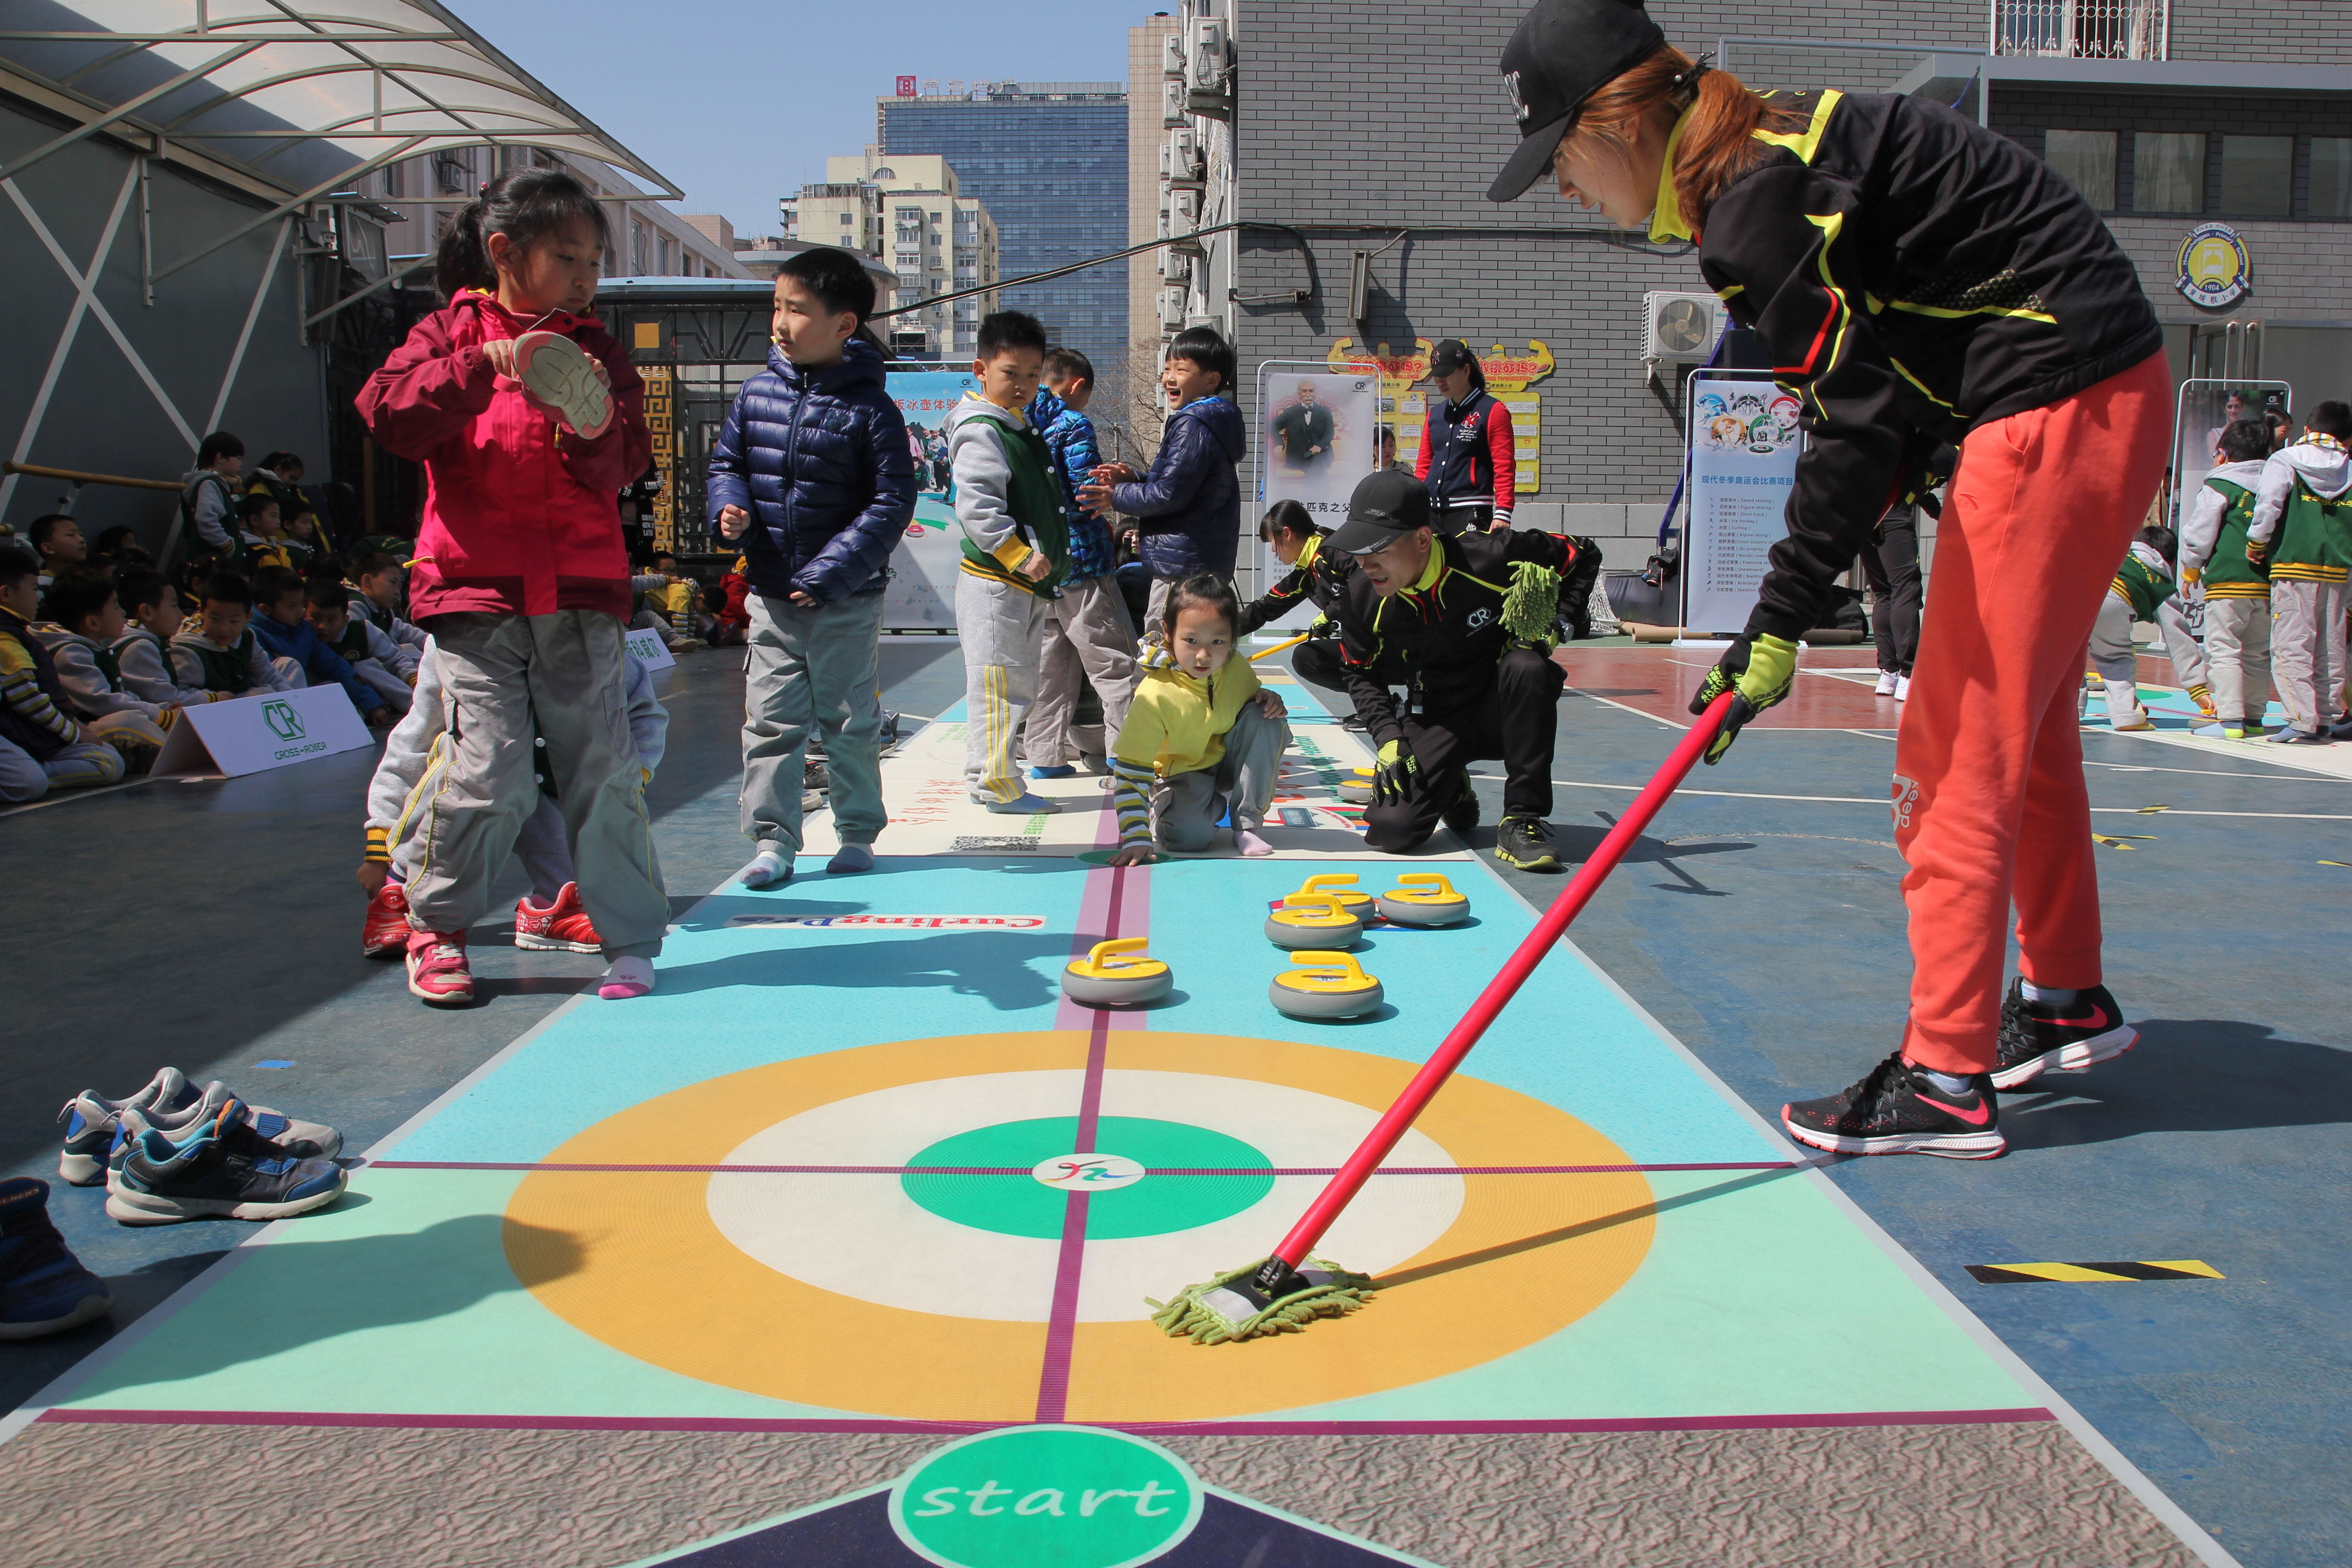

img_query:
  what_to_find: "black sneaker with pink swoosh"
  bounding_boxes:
[1991,978,2137,1090]
[1781,1053,2007,1160]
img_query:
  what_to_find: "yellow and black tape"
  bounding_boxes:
[1966,1260,2222,1284]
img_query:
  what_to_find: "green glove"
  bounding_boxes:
[1372,738,1417,805]
[1689,632,1798,765]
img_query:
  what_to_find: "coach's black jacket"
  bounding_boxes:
[1662,89,2163,644]
[1337,527,1576,747]
[1237,528,1358,638]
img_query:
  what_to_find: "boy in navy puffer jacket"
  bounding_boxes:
[709,250,917,888]
[1080,326,1245,635]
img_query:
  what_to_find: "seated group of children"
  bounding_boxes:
[0,539,425,805]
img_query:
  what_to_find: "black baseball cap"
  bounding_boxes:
[1486,0,1668,203]
[1329,470,1434,554]
[1429,339,1478,375]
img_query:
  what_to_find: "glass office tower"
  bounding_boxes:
[879,83,1127,374]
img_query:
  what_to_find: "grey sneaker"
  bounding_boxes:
[974,791,1063,815]
[57,1068,198,1186]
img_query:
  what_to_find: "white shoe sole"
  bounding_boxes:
[406,958,475,1006]
[511,332,612,439]
[1782,1120,2008,1159]
[514,931,602,954]
[976,797,1062,814]
[1989,1024,2137,1091]
[57,1150,104,1186]
[0,1290,113,1339]
[104,1174,347,1225]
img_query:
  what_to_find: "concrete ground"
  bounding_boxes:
[1,635,2340,1567]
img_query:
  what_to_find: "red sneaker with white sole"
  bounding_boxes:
[405,931,475,1007]
[511,331,613,440]
[363,880,411,960]
[514,883,602,954]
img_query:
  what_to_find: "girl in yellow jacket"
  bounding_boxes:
[1107,574,1289,864]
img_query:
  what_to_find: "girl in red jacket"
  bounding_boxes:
[356,168,668,1006]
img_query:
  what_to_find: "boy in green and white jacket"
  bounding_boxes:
[2089,527,2192,732]
[2180,419,2275,739]
[946,310,1071,813]
[2246,401,2352,742]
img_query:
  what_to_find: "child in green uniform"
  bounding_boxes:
[946,310,1071,813]
[2089,527,2179,731]
[2246,401,2352,743]
[2180,420,2274,739]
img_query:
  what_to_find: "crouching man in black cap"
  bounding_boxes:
[1331,470,1577,870]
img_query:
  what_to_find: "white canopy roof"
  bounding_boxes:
[0,0,676,201]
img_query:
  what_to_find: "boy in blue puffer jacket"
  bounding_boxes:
[709,249,917,888]
[1080,326,1245,633]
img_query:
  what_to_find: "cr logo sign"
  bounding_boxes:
[262,700,306,742]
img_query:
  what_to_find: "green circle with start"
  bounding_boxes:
[890,1426,1203,1568]
[901,1117,1273,1240]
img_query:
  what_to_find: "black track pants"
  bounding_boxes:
[1362,646,1563,853]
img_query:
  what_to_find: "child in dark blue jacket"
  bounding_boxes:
[246,565,392,724]
[1081,326,1244,633]
[708,249,917,887]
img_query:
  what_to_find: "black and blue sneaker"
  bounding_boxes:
[0,1178,113,1340]
[105,1100,347,1226]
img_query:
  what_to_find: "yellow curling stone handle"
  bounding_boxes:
[1273,892,1355,925]
[1277,951,1380,993]
[1386,873,1462,904]
[1071,937,1168,979]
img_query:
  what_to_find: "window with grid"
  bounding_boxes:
[2134,132,2205,213]
[2044,130,2117,210]
[2314,138,2352,219]
[2220,136,2293,216]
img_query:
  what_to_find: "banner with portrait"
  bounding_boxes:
[1257,367,1380,522]
[1683,372,1803,636]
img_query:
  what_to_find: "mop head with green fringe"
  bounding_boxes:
[1502,561,1562,646]
[1146,1257,1377,1346]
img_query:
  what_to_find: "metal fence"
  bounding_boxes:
[1990,0,2167,60]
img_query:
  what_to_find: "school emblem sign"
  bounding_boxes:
[2176,223,2250,308]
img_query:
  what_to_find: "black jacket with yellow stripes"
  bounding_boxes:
[1336,527,1574,746]
[1662,89,2163,643]
[1237,529,1357,638]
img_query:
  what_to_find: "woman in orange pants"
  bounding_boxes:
[1486,0,2168,1156]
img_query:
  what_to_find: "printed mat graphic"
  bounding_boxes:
[5,702,2224,1567]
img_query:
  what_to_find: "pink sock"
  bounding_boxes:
[1234,828,1273,857]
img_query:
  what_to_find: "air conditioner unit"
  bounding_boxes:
[1642,291,1721,363]
[1169,187,1199,235]
[1161,79,1187,129]
[1162,30,1186,80]
[1164,128,1202,188]
[1162,250,1192,284]
[1187,18,1227,91]
[1157,287,1187,333]
[1156,198,1171,242]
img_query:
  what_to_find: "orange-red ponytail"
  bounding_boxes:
[1567,45,1806,235]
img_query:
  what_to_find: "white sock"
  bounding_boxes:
[827,842,874,874]
[2019,981,2078,1006]
[738,849,790,888]
[1913,1065,1976,1096]
[597,955,654,999]
[1233,828,1273,858]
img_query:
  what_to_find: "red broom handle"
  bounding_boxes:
[1268,692,1736,1271]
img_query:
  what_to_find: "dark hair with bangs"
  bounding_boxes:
[40,566,118,631]
[436,167,611,299]
[1165,326,1235,396]
[1158,571,1241,640]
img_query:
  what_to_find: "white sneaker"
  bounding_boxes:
[1874,671,1899,696]
[1895,674,1911,701]
[973,791,1063,815]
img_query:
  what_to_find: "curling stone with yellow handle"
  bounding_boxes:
[1376,872,1471,928]
[1289,872,1374,920]
[1060,937,1173,1008]
[1264,892,1364,950]
[1336,767,1375,805]
[1270,951,1386,1020]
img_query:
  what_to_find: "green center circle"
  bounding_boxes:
[902,1117,1274,1241]
[891,1426,1202,1568]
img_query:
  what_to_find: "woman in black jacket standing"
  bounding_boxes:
[1488,0,2169,1159]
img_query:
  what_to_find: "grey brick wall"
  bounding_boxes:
[1231,0,2351,549]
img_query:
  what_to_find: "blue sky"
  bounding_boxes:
[456,0,1142,239]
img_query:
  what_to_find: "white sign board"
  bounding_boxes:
[621,627,676,671]
[1258,367,1380,523]
[1683,374,1803,636]
[882,500,970,632]
[151,684,374,779]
